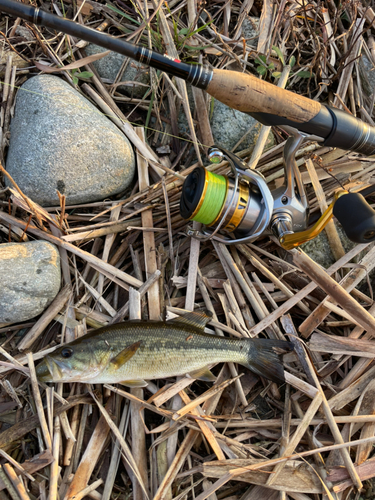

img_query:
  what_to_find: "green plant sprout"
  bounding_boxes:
[255,46,314,81]
[70,69,94,85]
[166,3,213,53]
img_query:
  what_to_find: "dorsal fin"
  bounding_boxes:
[171,310,213,330]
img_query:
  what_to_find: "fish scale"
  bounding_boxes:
[97,325,248,382]
[36,312,292,385]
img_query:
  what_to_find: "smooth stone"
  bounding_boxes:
[359,54,375,96]
[241,17,260,47]
[6,74,135,206]
[85,44,150,98]
[300,223,356,268]
[178,86,274,153]
[0,241,61,324]
[210,98,275,152]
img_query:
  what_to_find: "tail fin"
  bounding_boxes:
[244,339,293,384]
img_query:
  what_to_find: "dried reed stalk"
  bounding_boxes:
[64,397,113,500]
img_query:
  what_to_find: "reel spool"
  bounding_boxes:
[179,167,263,235]
[180,147,274,245]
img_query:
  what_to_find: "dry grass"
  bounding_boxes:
[1,1,375,499]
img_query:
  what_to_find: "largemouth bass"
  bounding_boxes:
[36,311,291,385]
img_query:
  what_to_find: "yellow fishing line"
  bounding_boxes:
[191,170,227,225]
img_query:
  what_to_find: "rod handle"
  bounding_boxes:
[206,68,322,124]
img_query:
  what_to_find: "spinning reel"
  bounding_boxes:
[3,0,375,250]
[180,130,375,248]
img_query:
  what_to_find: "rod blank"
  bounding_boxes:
[2,0,375,154]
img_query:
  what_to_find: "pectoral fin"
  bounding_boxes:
[171,310,213,330]
[110,341,142,370]
[188,367,216,382]
[119,379,148,387]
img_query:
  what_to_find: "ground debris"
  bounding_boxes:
[0,1,375,499]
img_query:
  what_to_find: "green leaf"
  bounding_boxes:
[179,28,190,36]
[72,76,79,85]
[185,45,212,50]
[272,71,282,78]
[145,72,159,130]
[77,71,93,79]
[190,20,213,35]
[272,45,285,65]
[289,55,296,68]
[256,65,267,76]
[294,70,313,78]
[105,4,141,25]
[268,62,275,70]
[172,15,178,40]
[209,96,215,121]
[341,11,350,22]
[256,54,267,65]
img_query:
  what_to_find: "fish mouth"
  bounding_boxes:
[36,356,103,383]
[36,356,63,382]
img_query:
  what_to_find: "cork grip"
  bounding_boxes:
[207,68,321,124]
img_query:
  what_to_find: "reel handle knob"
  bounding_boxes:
[333,192,375,243]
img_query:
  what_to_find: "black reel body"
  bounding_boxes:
[333,192,375,243]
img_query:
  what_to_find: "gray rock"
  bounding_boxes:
[178,86,274,153]
[300,231,334,269]
[359,54,375,97]
[210,98,274,152]
[0,241,61,324]
[300,223,357,269]
[85,44,150,98]
[15,25,34,42]
[6,75,135,206]
[241,17,260,46]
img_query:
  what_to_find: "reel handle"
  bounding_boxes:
[333,192,375,243]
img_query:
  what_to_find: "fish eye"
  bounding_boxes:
[61,348,74,359]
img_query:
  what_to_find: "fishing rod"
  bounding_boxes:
[1,0,374,156]
[1,0,375,247]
